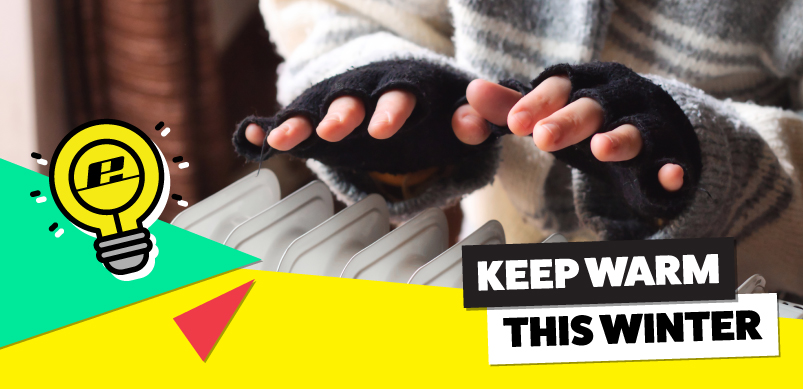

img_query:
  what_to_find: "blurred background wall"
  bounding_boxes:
[0,1,39,173]
[0,0,314,221]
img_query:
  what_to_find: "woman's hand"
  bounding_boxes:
[243,90,496,150]
[464,77,684,192]
[245,90,416,149]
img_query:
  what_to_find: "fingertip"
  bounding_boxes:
[314,119,338,141]
[507,110,534,136]
[466,79,522,126]
[367,110,393,139]
[658,163,684,192]
[367,90,416,139]
[590,133,615,161]
[317,96,365,142]
[268,117,312,150]
[532,122,560,151]
[266,125,289,150]
[466,79,494,102]
[452,105,490,145]
[590,124,643,162]
[508,75,574,137]
[245,123,266,146]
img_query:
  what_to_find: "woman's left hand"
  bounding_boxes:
[461,77,685,192]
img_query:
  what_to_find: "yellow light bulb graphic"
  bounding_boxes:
[50,119,167,277]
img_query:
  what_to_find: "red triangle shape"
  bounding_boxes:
[174,280,254,361]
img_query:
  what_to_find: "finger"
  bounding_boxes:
[245,123,267,146]
[367,90,417,139]
[316,96,366,142]
[532,97,604,152]
[451,104,491,145]
[465,79,522,126]
[590,124,643,162]
[508,76,572,136]
[658,163,685,192]
[266,116,313,151]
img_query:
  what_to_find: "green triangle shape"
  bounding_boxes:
[0,158,259,348]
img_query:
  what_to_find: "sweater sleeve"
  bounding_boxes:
[258,0,456,106]
[234,0,501,222]
[647,78,803,296]
[571,74,799,244]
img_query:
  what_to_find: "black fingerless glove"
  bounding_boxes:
[233,59,506,220]
[233,59,503,175]
[233,59,701,236]
[499,62,702,238]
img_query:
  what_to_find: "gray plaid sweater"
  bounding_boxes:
[243,0,803,294]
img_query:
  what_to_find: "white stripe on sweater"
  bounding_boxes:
[450,1,593,63]
[336,0,455,55]
[621,0,783,76]
[453,30,544,80]
[288,14,385,67]
[600,37,673,77]
[610,12,767,78]
[277,32,459,104]
[724,150,781,236]
[727,166,791,238]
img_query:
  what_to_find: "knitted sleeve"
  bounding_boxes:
[637,76,803,295]
[631,77,800,244]
[257,0,456,106]
[772,1,803,111]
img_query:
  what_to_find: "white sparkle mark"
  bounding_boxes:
[37,159,47,166]
[55,228,64,238]
[36,196,46,203]
[177,200,188,207]
[161,127,171,137]
[178,162,189,169]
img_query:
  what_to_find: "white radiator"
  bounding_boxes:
[172,168,803,319]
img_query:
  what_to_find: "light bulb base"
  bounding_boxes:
[94,227,153,275]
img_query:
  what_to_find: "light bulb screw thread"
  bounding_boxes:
[93,227,152,275]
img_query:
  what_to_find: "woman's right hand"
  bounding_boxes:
[244,91,495,149]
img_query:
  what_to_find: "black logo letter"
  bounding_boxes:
[86,156,125,188]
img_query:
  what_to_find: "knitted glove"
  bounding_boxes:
[498,62,703,239]
[233,59,503,175]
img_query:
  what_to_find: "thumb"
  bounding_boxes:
[658,163,684,192]
[466,79,522,126]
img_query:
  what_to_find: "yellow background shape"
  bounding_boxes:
[0,269,800,387]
